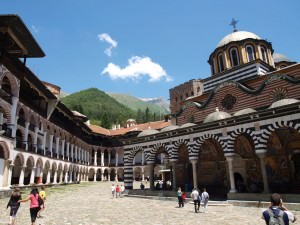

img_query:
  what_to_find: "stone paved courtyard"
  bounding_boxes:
[0,182,299,225]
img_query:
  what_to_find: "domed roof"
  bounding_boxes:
[234,108,257,116]
[217,31,261,48]
[161,125,180,132]
[137,129,159,137]
[269,98,299,109]
[203,108,232,123]
[273,53,292,63]
[180,123,196,128]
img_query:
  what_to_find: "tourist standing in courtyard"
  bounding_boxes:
[111,184,116,198]
[116,184,121,198]
[201,188,209,212]
[6,188,22,225]
[120,184,125,197]
[37,186,46,218]
[190,188,200,213]
[18,187,41,225]
[177,187,184,208]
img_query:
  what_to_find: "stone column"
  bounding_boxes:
[64,171,68,183]
[2,161,12,188]
[257,152,270,193]
[190,159,198,189]
[42,131,47,155]
[53,170,58,184]
[94,172,97,182]
[148,163,154,190]
[71,144,74,162]
[75,146,78,162]
[30,167,36,184]
[108,150,111,166]
[7,164,13,187]
[94,150,97,166]
[108,172,111,181]
[10,96,18,138]
[59,171,63,183]
[226,157,236,193]
[101,171,104,181]
[19,167,25,186]
[142,150,144,165]
[39,171,44,184]
[171,161,177,191]
[141,167,145,182]
[66,142,70,161]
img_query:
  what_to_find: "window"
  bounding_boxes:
[218,53,225,72]
[260,46,268,63]
[230,47,239,67]
[186,93,188,98]
[191,91,194,96]
[246,45,255,62]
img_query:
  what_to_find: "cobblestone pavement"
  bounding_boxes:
[0,182,299,225]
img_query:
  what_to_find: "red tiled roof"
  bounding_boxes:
[88,120,171,136]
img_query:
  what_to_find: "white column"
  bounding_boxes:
[142,150,144,165]
[49,135,54,157]
[0,112,3,125]
[56,137,60,159]
[46,170,51,184]
[30,167,36,184]
[94,150,97,166]
[94,172,97,182]
[66,142,70,161]
[19,167,25,186]
[42,131,47,155]
[101,171,104,181]
[226,157,237,193]
[23,122,30,150]
[10,96,18,138]
[53,170,58,184]
[69,171,73,183]
[108,150,111,166]
[61,140,65,160]
[101,150,104,166]
[64,171,68,183]
[115,150,119,167]
[7,164,13,187]
[59,171,63,183]
[34,127,38,153]
[71,144,74,162]
[75,146,78,162]
[191,159,198,188]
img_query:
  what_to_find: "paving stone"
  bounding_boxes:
[0,182,299,225]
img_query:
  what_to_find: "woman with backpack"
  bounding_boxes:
[6,188,22,225]
[18,187,41,225]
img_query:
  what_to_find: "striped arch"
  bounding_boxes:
[146,142,171,164]
[0,70,20,97]
[257,120,296,152]
[172,138,192,161]
[126,146,144,165]
[0,100,12,123]
[227,127,258,154]
[192,134,225,159]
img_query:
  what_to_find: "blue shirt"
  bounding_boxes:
[262,207,289,225]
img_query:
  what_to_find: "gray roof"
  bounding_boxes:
[137,129,159,137]
[203,108,232,123]
[180,123,196,128]
[161,125,180,132]
[233,108,257,116]
[217,31,261,48]
[269,98,299,109]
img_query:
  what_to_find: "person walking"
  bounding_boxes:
[116,184,121,198]
[18,187,41,225]
[37,186,46,218]
[201,188,209,212]
[6,188,22,225]
[177,187,184,208]
[262,193,295,225]
[190,188,200,213]
[120,184,125,197]
[111,184,116,198]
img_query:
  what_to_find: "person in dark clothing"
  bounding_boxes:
[262,193,290,225]
[7,188,22,225]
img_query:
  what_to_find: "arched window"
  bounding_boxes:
[230,47,239,67]
[246,45,255,62]
[218,53,225,72]
[260,46,268,63]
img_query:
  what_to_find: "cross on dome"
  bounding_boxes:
[230,18,238,32]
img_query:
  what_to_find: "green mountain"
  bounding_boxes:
[61,88,135,129]
[109,93,169,116]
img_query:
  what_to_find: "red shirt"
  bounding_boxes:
[116,186,120,192]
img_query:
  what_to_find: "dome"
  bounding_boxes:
[203,108,232,123]
[234,108,257,116]
[161,125,180,132]
[180,123,196,128]
[217,31,261,48]
[137,129,159,137]
[269,98,299,109]
[273,53,292,63]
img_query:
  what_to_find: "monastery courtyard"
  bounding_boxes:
[0,183,299,225]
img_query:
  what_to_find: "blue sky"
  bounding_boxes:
[1,0,300,100]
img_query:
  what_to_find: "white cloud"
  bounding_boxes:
[101,56,172,82]
[31,25,39,34]
[98,33,117,57]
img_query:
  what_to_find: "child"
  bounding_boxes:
[7,188,22,225]
[37,186,46,218]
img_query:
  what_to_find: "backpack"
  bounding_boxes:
[38,195,43,207]
[267,208,285,225]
